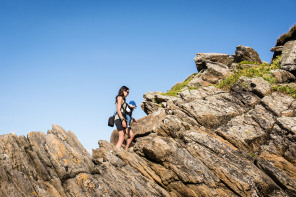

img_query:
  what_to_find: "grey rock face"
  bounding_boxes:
[270,46,284,52]
[0,125,171,197]
[141,92,178,115]
[281,40,296,74]
[1,75,296,197]
[141,100,160,115]
[233,45,262,64]
[215,105,274,152]
[276,116,296,134]
[272,24,296,63]
[188,62,232,87]
[232,76,272,98]
[271,69,296,83]
[134,72,295,196]
[175,92,246,128]
[261,92,295,116]
[193,53,233,72]
[275,24,296,47]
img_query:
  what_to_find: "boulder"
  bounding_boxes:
[193,53,233,72]
[233,45,262,64]
[230,82,261,107]
[261,92,295,116]
[276,117,296,134]
[270,46,284,53]
[187,73,212,87]
[201,62,231,84]
[188,62,232,87]
[141,100,161,115]
[275,24,296,47]
[272,24,296,60]
[230,77,272,108]
[271,69,296,83]
[234,76,272,98]
[280,40,296,74]
[143,91,163,102]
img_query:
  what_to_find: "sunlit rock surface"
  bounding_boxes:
[1,27,296,197]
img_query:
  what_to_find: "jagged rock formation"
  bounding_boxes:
[1,27,296,197]
[271,24,296,75]
[281,40,296,74]
[271,69,296,83]
[233,45,262,64]
[0,125,170,197]
[189,45,263,88]
[194,53,233,72]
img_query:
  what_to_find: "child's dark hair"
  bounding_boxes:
[115,86,129,104]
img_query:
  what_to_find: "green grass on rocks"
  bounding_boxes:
[215,56,296,98]
[161,55,295,99]
[163,73,198,97]
[272,84,296,98]
[215,56,282,90]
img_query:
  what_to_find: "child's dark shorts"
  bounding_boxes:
[115,119,126,131]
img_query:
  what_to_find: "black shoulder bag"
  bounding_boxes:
[108,115,115,127]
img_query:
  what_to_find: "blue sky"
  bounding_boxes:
[0,0,295,152]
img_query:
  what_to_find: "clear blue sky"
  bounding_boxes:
[0,0,295,152]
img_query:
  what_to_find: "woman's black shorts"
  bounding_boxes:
[115,119,125,131]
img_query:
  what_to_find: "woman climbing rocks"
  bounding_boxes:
[114,86,135,150]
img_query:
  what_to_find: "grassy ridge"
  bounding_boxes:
[272,84,296,98]
[162,73,198,96]
[162,55,296,98]
[215,56,281,90]
[215,56,296,98]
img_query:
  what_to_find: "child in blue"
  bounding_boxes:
[125,100,137,129]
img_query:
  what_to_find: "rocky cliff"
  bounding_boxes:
[1,25,296,197]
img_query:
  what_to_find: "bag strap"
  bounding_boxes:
[114,101,128,116]
[121,102,128,115]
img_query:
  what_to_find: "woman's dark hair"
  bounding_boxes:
[115,86,129,104]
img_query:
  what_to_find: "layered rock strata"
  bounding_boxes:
[191,45,262,87]
[137,79,295,196]
[271,24,296,75]
[1,27,296,197]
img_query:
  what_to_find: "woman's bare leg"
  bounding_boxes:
[116,130,124,149]
[125,128,134,151]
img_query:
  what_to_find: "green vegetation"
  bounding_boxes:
[272,84,296,98]
[162,73,198,97]
[215,56,282,90]
[214,55,296,98]
[238,61,257,65]
[188,86,200,92]
[249,152,256,159]
[161,55,296,99]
